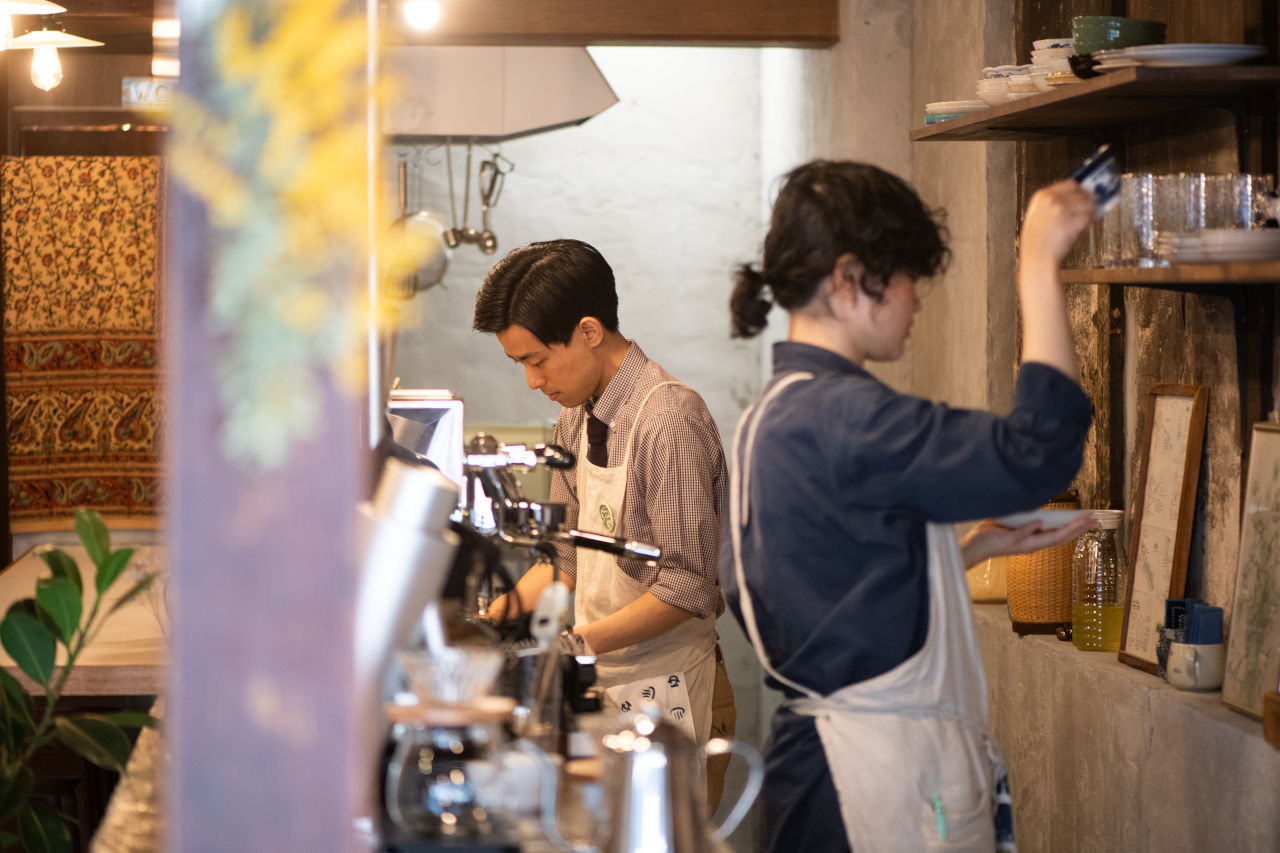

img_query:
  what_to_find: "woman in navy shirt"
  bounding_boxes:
[722,161,1096,852]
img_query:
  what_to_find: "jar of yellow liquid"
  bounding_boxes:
[1071,510,1126,651]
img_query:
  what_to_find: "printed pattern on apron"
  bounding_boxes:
[574,380,717,751]
[729,373,1016,853]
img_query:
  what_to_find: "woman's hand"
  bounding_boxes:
[959,516,1098,568]
[1019,180,1096,272]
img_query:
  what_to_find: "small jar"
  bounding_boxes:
[1071,510,1127,651]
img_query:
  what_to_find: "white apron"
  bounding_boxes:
[730,373,1010,852]
[574,380,718,752]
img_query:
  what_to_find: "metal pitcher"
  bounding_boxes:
[524,703,763,853]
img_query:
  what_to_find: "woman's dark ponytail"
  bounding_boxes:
[730,263,772,338]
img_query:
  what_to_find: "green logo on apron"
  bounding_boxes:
[599,502,615,532]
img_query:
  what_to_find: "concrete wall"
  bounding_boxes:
[976,605,1280,852]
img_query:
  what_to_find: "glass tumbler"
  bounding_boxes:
[1204,173,1277,229]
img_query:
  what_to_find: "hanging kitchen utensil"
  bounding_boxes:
[477,154,512,255]
[444,141,472,248]
[393,158,451,297]
[443,141,513,255]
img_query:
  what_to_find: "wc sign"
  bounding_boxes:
[121,77,172,109]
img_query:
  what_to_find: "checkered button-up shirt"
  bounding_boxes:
[550,342,727,619]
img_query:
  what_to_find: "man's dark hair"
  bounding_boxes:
[473,239,620,345]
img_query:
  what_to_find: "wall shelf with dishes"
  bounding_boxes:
[914,65,1280,289]
[910,65,1280,143]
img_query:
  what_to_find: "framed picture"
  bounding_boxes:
[1118,384,1208,674]
[1223,422,1280,719]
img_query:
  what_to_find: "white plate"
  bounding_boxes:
[1121,43,1265,66]
[925,99,987,115]
[995,509,1093,529]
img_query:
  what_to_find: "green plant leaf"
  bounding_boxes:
[0,830,18,850]
[103,711,158,730]
[53,716,131,773]
[35,549,81,596]
[0,765,32,824]
[73,508,110,570]
[17,801,72,853]
[34,579,81,646]
[3,600,36,622]
[108,574,156,617]
[95,548,135,595]
[0,613,55,688]
[0,666,35,742]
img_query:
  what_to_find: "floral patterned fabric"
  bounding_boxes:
[2,156,163,531]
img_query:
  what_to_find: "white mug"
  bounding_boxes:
[1166,641,1225,691]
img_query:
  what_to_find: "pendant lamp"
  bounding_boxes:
[8,27,103,91]
[0,0,64,51]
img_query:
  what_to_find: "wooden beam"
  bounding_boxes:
[396,0,840,47]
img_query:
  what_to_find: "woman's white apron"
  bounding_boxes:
[575,381,718,753]
[730,373,1009,852]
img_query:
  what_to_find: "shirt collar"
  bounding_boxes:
[590,340,646,424]
[772,340,869,378]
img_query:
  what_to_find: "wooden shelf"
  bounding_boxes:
[1060,261,1280,285]
[911,66,1280,142]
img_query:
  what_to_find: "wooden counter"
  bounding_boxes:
[0,545,166,696]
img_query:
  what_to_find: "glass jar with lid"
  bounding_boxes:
[1071,509,1127,651]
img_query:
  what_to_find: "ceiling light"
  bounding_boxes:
[152,57,180,78]
[0,0,65,51]
[402,0,441,31]
[152,18,180,40]
[8,28,104,91]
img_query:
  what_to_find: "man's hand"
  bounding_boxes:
[960,516,1098,568]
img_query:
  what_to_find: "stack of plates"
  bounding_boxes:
[925,100,987,116]
[1094,43,1265,69]
[1156,229,1280,263]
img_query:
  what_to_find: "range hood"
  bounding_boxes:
[382,46,618,142]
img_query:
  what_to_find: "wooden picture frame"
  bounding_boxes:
[1223,422,1280,719]
[1118,384,1208,673]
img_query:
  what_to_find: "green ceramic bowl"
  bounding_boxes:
[1072,15,1166,54]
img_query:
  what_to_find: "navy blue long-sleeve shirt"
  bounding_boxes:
[721,341,1094,697]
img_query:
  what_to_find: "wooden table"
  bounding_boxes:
[0,545,167,696]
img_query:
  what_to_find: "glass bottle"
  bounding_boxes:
[1072,510,1127,651]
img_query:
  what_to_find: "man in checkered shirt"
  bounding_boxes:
[474,238,736,805]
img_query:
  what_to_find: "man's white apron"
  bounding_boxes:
[574,381,718,755]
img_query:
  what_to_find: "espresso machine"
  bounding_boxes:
[458,433,662,749]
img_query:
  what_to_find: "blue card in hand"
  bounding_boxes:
[1068,143,1120,219]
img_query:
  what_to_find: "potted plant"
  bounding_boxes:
[0,509,159,852]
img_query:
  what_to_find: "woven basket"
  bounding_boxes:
[1006,495,1078,634]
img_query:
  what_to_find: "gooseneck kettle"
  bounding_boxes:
[523,703,764,853]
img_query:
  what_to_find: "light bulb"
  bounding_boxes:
[0,15,12,51]
[30,45,61,91]
[403,0,441,31]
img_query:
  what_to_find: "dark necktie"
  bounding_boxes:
[586,412,609,467]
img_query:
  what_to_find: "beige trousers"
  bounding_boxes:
[706,642,737,812]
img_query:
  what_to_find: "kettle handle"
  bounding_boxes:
[705,737,764,843]
[514,739,597,853]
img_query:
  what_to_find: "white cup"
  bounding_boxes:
[1165,641,1225,691]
